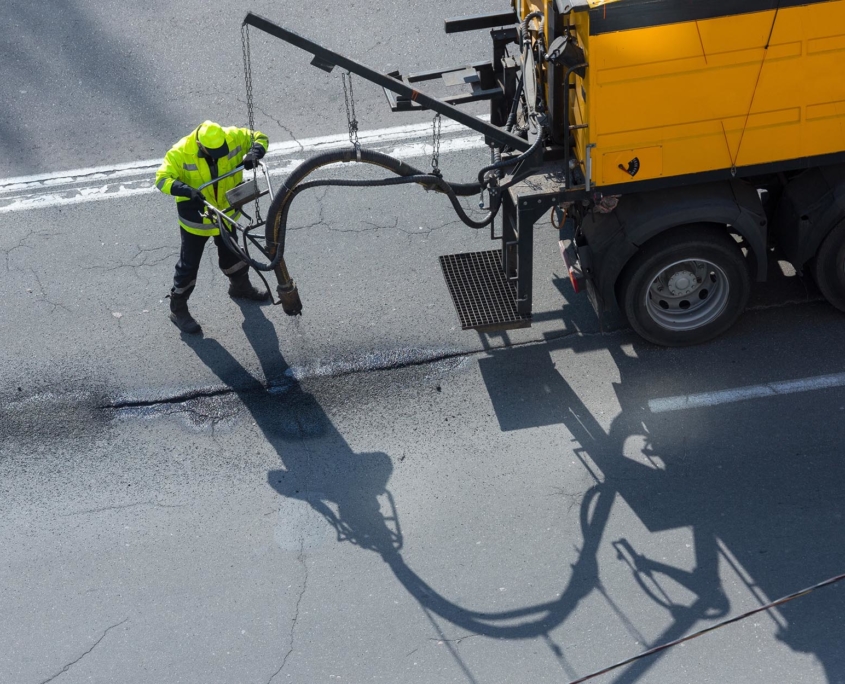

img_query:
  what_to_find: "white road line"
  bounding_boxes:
[0,133,487,214]
[0,118,489,195]
[648,372,845,413]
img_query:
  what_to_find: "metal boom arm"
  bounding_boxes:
[242,12,531,153]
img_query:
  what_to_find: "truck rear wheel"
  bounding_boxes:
[810,220,845,313]
[618,226,751,347]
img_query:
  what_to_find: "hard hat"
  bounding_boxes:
[197,121,229,159]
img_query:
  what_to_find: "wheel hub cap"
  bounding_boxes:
[667,270,697,296]
[646,259,731,332]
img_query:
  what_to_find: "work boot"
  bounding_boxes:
[228,270,270,301]
[169,291,202,334]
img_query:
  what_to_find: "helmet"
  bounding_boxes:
[197,121,229,160]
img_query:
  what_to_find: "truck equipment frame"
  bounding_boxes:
[242,0,845,346]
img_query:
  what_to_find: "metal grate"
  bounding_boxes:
[439,250,531,333]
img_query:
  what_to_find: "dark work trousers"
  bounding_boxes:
[172,226,247,295]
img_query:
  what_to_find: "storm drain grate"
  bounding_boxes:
[439,250,531,332]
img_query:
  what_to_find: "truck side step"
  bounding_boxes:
[439,250,531,333]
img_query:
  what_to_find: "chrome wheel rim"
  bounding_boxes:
[645,259,730,332]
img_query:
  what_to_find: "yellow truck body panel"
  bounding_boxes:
[516,0,845,189]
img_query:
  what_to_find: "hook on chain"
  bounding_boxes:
[341,72,361,159]
[430,113,442,176]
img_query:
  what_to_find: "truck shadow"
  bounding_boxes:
[184,301,845,684]
[478,304,845,683]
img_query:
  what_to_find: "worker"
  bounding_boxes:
[155,121,270,334]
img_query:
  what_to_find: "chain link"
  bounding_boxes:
[240,23,262,225]
[430,113,442,174]
[341,72,360,149]
[241,24,256,140]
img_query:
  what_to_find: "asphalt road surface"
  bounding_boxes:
[2,3,844,684]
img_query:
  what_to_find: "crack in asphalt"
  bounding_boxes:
[81,245,179,275]
[36,618,128,684]
[287,187,330,232]
[114,394,240,422]
[362,35,394,55]
[99,328,625,412]
[61,502,185,517]
[102,386,238,410]
[400,217,464,243]
[239,100,305,153]
[429,633,481,645]
[268,538,309,683]
[285,186,418,236]
[347,215,398,233]
[1,230,64,273]
[82,244,179,284]
[29,267,73,314]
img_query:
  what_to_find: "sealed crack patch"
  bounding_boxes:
[110,391,244,432]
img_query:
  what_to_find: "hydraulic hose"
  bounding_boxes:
[480,10,543,186]
[230,148,493,272]
[521,11,544,49]
[477,114,545,188]
[289,174,497,229]
[504,72,525,135]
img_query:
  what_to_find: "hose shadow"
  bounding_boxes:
[182,299,845,683]
[476,301,845,683]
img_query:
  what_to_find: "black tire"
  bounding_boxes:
[810,220,845,313]
[618,225,752,347]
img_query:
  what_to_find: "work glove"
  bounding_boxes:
[242,143,266,170]
[170,181,205,208]
[183,187,206,211]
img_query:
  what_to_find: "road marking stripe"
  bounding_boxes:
[648,372,845,413]
[0,133,487,214]
[0,118,489,194]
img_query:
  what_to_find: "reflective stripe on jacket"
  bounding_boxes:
[155,124,269,236]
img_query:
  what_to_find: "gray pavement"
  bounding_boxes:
[2,2,845,684]
[3,304,845,684]
[0,0,501,178]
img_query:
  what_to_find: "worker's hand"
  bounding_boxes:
[243,143,266,170]
[183,187,206,211]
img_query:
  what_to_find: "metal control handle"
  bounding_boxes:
[198,164,246,192]
[196,162,274,199]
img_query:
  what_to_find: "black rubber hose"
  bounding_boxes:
[290,174,499,230]
[489,70,526,179]
[476,118,544,187]
[241,148,491,272]
[478,28,543,187]
[521,11,544,48]
[504,72,525,134]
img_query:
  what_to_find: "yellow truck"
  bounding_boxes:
[243,0,845,345]
[544,0,845,345]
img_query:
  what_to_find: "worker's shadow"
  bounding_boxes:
[181,304,620,645]
[182,303,403,556]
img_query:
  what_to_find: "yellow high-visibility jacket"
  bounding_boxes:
[155,124,269,236]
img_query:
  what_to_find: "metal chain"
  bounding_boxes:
[240,23,262,225]
[241,24,256,140]
[430,113,442,175]
[341,72,360,149]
